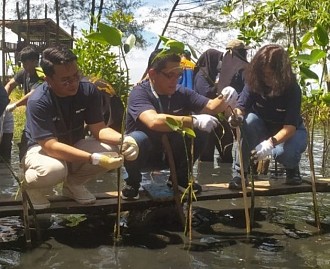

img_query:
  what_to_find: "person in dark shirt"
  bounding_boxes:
[121,49,237,200]
[0,84,9,145]
[22,46,139,209]
[0,84,9,117]
[0,46,43,162]
[193,48,230,162]
[228,44,307,189]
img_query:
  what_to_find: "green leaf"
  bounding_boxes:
[296,54,314,65]
[310,49,327,62]
[164,40,185,53]
[314,24,329,47]
[300,66,319,80]
[183,127,196,138]
[98,22,123,46]
[124,34,136,53]
[322,93,330,106]
[159,35,170,44]
[86,32,108,44]
[301,31,313,45]
[165,117,180,132]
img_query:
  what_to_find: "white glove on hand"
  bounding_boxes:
[122,136,139,161]
[192,114,219,133]
[222,86,238,108]
[228,114,243,128]
[90,153,123,170]
[5,103,17,113]
[254,139,273,161]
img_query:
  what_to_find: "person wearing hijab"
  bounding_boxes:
[193,49,228,162]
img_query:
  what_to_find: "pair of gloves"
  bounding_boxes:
[192,87,239,133]
[90,136,139,170]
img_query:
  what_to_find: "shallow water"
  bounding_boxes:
[0,132,329,269]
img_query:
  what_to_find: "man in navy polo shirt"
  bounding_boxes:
[22,46,139,209]
[121,49,237,200]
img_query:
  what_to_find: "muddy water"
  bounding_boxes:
[0,133,329,269]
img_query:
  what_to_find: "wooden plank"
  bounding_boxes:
[0,163,329,218]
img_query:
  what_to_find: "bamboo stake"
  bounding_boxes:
[161,135,186,228]
[113,167,122,240]
[236,127,251,234]
[305,108,321,231]
[0,156,41,245]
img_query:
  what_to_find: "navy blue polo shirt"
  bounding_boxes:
[25,80,103,148]
[126,80,209,138]
[237,83,303,132]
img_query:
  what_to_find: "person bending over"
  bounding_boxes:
[228,44,307,190]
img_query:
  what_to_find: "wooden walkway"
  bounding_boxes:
[1,175,330,217]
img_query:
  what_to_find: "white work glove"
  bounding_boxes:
[122,136,139,161]
[254,139,273,161]
[222,86,238,108]
[228,114,243,128]
[5,103,17,113]
[192,114,219,133]
[90,153,123,170]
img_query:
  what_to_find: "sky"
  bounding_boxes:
[1,0,175,84]
[1,0,238,84]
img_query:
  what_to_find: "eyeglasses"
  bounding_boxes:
[59,72,82,87]
[159,70,183,80]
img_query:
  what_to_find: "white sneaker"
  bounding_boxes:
[25,189,50,210]
[62,183,96,205]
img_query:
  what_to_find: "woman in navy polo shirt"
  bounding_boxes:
[228,44,307,189]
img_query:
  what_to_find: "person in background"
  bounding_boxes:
[193,48,227,162]
[216,39,250,164]
[121,48,237,200]
[0,84,9,117]
[228,44,307,189]
[0,46,43,162]
[178,50,195,90]
[22,46,139,209]
[0,85,9,145]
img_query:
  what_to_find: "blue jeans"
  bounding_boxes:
[232,113,307,177]
[124,130,208,189]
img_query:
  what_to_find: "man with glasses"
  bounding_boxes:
[22,46,139,209]
[121,49,237,200]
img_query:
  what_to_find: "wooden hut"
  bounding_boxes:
[0,18,74,82]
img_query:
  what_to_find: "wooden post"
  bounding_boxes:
[161,135,186,228]
[236,127,251,234]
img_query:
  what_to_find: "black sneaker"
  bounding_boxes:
[167,180,202,194]
[228,176,249,190]
[121,185,140,200]
[285,167,302,185]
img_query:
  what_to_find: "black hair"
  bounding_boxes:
[147,49,181,72]
[40,46,77,76]
[19,46,39,62]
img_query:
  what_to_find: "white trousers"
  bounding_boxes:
[23,138,119,189]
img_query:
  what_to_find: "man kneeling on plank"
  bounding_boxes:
[21,46,139,209]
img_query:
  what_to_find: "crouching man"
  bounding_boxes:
[22,46,138,209]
